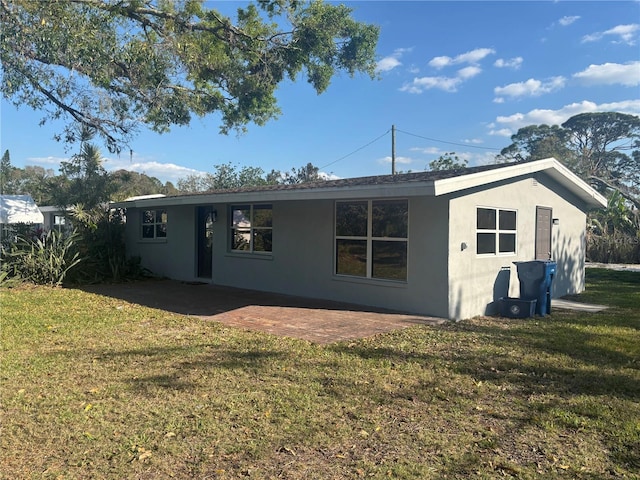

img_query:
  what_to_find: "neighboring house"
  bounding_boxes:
[0,195,45,241]
[0,194,44,225]
[111,158,607,320]
[39,205,70,233]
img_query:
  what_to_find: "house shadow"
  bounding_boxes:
[485,266,512,315]
[77,278,426,317]
[75,278,444,344]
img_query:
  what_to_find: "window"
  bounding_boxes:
[230,204,272,253]
[142,209,167,239]
[335,199,408,281]
[476,207,516,255]
[53,214,66,232]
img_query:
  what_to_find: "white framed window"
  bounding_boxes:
[230,204,272,253]
[335,199,408,281]
[141,209,167,239]
[53,214,66,232]
[476,207,517,255]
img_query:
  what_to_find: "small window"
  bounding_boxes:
[142,209,167,239]
[476,207,516,255]
[52,214,66,232]
[230,204,272,253]
[335,199,408,281]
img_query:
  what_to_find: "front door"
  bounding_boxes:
[197,206,215,278]
[535,206,552,260]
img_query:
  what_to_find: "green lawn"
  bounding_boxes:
[1,269,638,479]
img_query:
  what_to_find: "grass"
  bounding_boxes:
[1,269,638,479]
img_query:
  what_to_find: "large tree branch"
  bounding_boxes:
[589,176,640,210]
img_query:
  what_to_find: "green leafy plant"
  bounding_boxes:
[1,229,82,286]
[67,204,148,283]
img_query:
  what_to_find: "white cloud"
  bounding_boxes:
[26,156,68,168]
[376,47,413,73]
[23,154,203,184]
[377,56,402,72]
[378,155,413,165]
[457,65,482,80]
[428,48,495,69]
[428,56,452,69]
[410,146,441,155]
[490,99,640,137]
[493,76,566,100]
[403,47,494,94]
[104,156,206,183]
[400,75,462,93]
[559,15,580,27]
[582,23,639,45]
[488,128,514,138]
[494,57,523,69]
[573,61,640,87]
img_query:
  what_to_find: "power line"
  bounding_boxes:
[319,129,390,170]
[395,128,501,151]
[319,126,501,172]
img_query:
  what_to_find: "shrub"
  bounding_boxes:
[0,229,82,286]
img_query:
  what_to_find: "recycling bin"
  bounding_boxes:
[514,260,557,316]
[499,297,537,318]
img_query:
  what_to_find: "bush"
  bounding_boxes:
[66,205,148,283]
[0,229,82,286]
[587,234,640,264]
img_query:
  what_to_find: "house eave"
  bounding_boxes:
[110,157,607,210]
[110,181,439,208]
[432,158,607,208]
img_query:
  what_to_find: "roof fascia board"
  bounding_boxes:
[110,182,438,208]
[433,157,607,208]
[543,159,607,208]
[110,158,607,210]
[432,158,557,196]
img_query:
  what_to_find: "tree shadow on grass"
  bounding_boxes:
[75,342,288,395]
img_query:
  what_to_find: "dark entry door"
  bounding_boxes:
[535,206,552,260]
[197,206,215,278]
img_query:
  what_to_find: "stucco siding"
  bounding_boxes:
[122,197,451,317]
[447,173,589,320]
[121,170,591,321]
[125,205,197,280]
[210,197,450,317]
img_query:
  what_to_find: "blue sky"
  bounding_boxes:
[1,1,639,184]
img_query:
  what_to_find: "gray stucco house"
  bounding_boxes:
[112,158,606,320]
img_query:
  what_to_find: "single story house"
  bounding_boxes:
[112,158,607,320]
[39,205,70,232]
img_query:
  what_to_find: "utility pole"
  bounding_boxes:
[391,124,396,175]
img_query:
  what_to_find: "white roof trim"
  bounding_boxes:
[110,157,607,209]
[433,157,607,207]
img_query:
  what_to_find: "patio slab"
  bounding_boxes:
[81,279,446,344]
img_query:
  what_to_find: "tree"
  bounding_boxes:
[499,112,640,207]
[267,162,322,184]
[562,112,640,204]
[110,170,179,201]
[429,152,468,171]
[177,162,273,193]
[1,0,379,152]
[0,150,12,194]
[49,132,116,209]
[497,124,574,165]
[10,165,56,204]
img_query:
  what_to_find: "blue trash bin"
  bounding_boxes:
[514,260,557,316]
